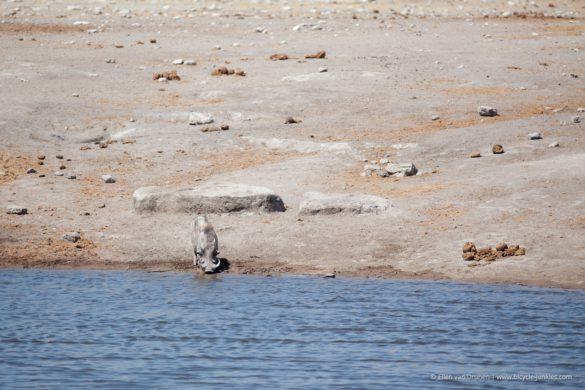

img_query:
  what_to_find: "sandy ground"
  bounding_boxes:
[1,0,584,289]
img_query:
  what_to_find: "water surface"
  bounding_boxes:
[0,270,583,389]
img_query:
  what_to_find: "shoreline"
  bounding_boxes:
[1,258,582,291]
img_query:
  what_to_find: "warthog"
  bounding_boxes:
[192,216,221,273]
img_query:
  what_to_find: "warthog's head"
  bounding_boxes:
[194,216,221,274]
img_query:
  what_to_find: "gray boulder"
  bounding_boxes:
[299,191,391,215]
[189,112,214,126]
[133,183,285,214]
[6,205,27,215]
[385,163,418,177]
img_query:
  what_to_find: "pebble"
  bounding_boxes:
[6,206,27,215]
[375,169,390,178]
[56,155,64,159]
[66,173,76,179]
[528,132,542,140]
[318,67,328,73]
[571,116,580,124]
[97,203,106,208]
[577,108,585,113]
[71,93,80,97]
[54,171,64,176]
[492,144,505,154]
[102,174,116,183]
[431,115,440,121]
[470,152,481,158]
[62,232,81,243]
[548,141,560,148]
[26,168,36,174]
[105,58,116,63]
[183,60,196,66]
[37,155,45,160]
[172,59,184,65]
[284,116,300,124]
[379,158,389,165]
[322,273,336,279]
[59,165,66,170]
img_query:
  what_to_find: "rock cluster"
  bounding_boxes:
[462,242,526,262]
[211,67,246,76]
[362,161,418,178]
[152,70,180,81]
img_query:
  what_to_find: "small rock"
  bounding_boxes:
[462,252,476,261]
[56,155,64,159]
[495,242,508,252]
[318,67,328,73]
[385,163,417,177]
[374,169,390,178]
[6,206,27,215]
[479,106,498,117]
[470,152,481,158]
[62,232,81,243]
[150,39,157,44]
[97,203,106,208]
[184,60,196,66]
[172,59,184,65]
[54,171,64,176]
[571,116,580,124]
[59,165,66,170]
[71,93,79,97]
[431,115,440,121]
[364,164,381,171]
[38,161,44,166]
[492,144,505,154]
[37,155,45,160]
[305,51,326,59]
[322,273,336,279]
[462,242,477,253]
[189,112,214,126]
[105,58,116,64]
[102,175,116,183]
[515,247,526,256]
[379,158,389,165]
[270,53,289,61]
[284,116,301,124]
[577,108,585,113]
[65,173,76,179]
[548,141,560,148]
[528,132,542,140]
[26,168,36,174]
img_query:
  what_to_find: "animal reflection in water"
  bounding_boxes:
[192,216,222,274]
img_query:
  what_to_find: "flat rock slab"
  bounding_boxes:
[299,191,391,215]
[133,183,285,214]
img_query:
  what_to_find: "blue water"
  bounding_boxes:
[0,270,583,389]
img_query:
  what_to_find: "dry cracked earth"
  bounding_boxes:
[1,0,584,288]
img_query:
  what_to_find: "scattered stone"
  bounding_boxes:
[184,60,196,66]
[548,141,560,148]
[26,168,36,174]
[56,155,64,159]
[59,164,66,170]
[80,145,91,150]
[54,171,64,176]
[172,59,184,65]
[478,106,498,117]
[305,51,326,59]
[470,152,481,158]
[133,183,286,214]
[374,169,390,178]
[528,132,542,140]
[6,206,27,215]
[62,232,81,243]
[102,175,116,183]
[150,39,157,44]
[577,108,585,113]
[299,191,391,215]
[322,273,336,279]
[492,144,505,154]
[152,70,180,81]
[385,163,418,177]
[38,161,44,166]
[210,67,245,76]
[189,112,214,126]
[379,158,389,165]
[284,116,301,124]
[270,54,289,61]
[37,155,45,160]
[462,241,525,263]
[200,125,229,133]
[431,115,440,121]
[97,203,106,208]
[571,116,580,124]
[105,58,116,63]
[39,174,45,178]
[65,173,76,179]
[71,93,79,97]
